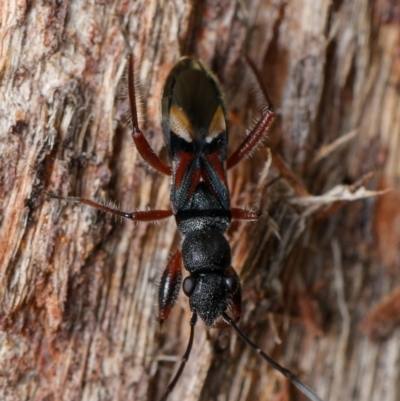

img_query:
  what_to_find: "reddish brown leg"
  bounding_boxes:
[231,207,261,221]
[227,55,275,170]
[48,194,173,221]
[227,109,274,169]
[158,251,182,323]
[128,55,171,176]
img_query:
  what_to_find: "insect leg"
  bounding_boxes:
[227,55,275,170]
[222,312,324,401]
[128,55,171,176]
[160,313,197,401]
[48,193,173,221]
[231,207,261,220]
[227,108,275,169]
[158,251,182,323]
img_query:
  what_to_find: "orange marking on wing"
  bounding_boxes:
[170,105,194,142]
[207,105,226,142]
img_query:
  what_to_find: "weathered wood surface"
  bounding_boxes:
[1,1,400,400]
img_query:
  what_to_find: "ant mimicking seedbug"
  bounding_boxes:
[49,54,323,401]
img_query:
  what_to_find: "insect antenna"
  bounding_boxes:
[222,312,323,401]
[160,313,198,401]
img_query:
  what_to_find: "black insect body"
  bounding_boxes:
[158,58,242,329]
[51,55,323,401]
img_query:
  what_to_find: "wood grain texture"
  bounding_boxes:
[1,1,400,401]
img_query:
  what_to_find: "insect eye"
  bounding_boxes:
[224,276,237,293]
[183,276,197,297]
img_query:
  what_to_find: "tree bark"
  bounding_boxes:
[1,1,400,401]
